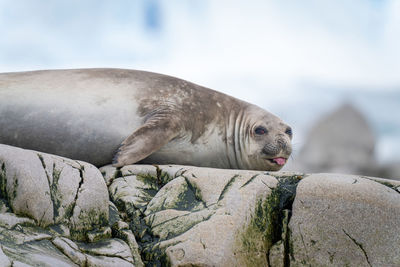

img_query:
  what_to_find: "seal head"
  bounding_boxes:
[228,104,292,171]
[247,108,292,171]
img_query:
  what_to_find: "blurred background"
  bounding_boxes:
[0,0,399,178]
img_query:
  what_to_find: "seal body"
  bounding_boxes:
[0,68,292,170]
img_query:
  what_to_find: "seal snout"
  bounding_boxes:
[262,138,290,156]
[262,137,291,166]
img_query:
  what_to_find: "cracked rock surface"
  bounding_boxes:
[104,164,301,266]
[1,144,399,266]
[288,174,400,266]
[0,144,109,238]
[0,144,143,266]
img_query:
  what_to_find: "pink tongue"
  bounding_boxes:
[273,157,286,166]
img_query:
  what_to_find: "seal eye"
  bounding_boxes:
[255,127,267,135]
[285,127,292,136]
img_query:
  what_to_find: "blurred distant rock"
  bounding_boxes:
[376,162,400,181]
[289,103,378,176]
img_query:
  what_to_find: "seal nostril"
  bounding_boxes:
[277,138,287,150]
[262,143,280,156]
[263,138,292,157]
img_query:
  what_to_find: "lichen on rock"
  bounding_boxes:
[1,143,399,266]
[0,144,143,266]
[0,144,109,240]
[104,164,304,266]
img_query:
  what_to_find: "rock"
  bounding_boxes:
[105,164,302,266]
[0,144,143,266]
[0,205,143,267]
[86,226,112,243]
[292,103,376,175]
[0,213,35,229]
[52,237,87,265]
[288,173,400,266]
[51,234,141,267]
[1,237,77,267]
[1,143,399,266]
[0,245,12,267]
[0,144,109,240]
[79,238,134,263]
[10,261,33,267]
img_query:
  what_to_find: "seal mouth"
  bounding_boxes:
[267,157,287,166]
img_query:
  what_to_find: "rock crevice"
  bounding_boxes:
[1,144,399,266]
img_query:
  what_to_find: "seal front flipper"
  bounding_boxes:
[112,118,181,167]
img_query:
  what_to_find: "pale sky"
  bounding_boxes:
[1,0,399,90]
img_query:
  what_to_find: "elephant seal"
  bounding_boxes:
[0,68,292,171]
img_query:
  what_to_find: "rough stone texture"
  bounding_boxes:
[1,144,399,266]
[0,212,35,229]
[0,245,12,267]
[105,164,301,266]
[11,261,32,267]
[0,144,109,238]
[52,237,136,266]
[0,223,139,267]
[0,144,143,266]
[0,208,142,267]
[288,173,400,266]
